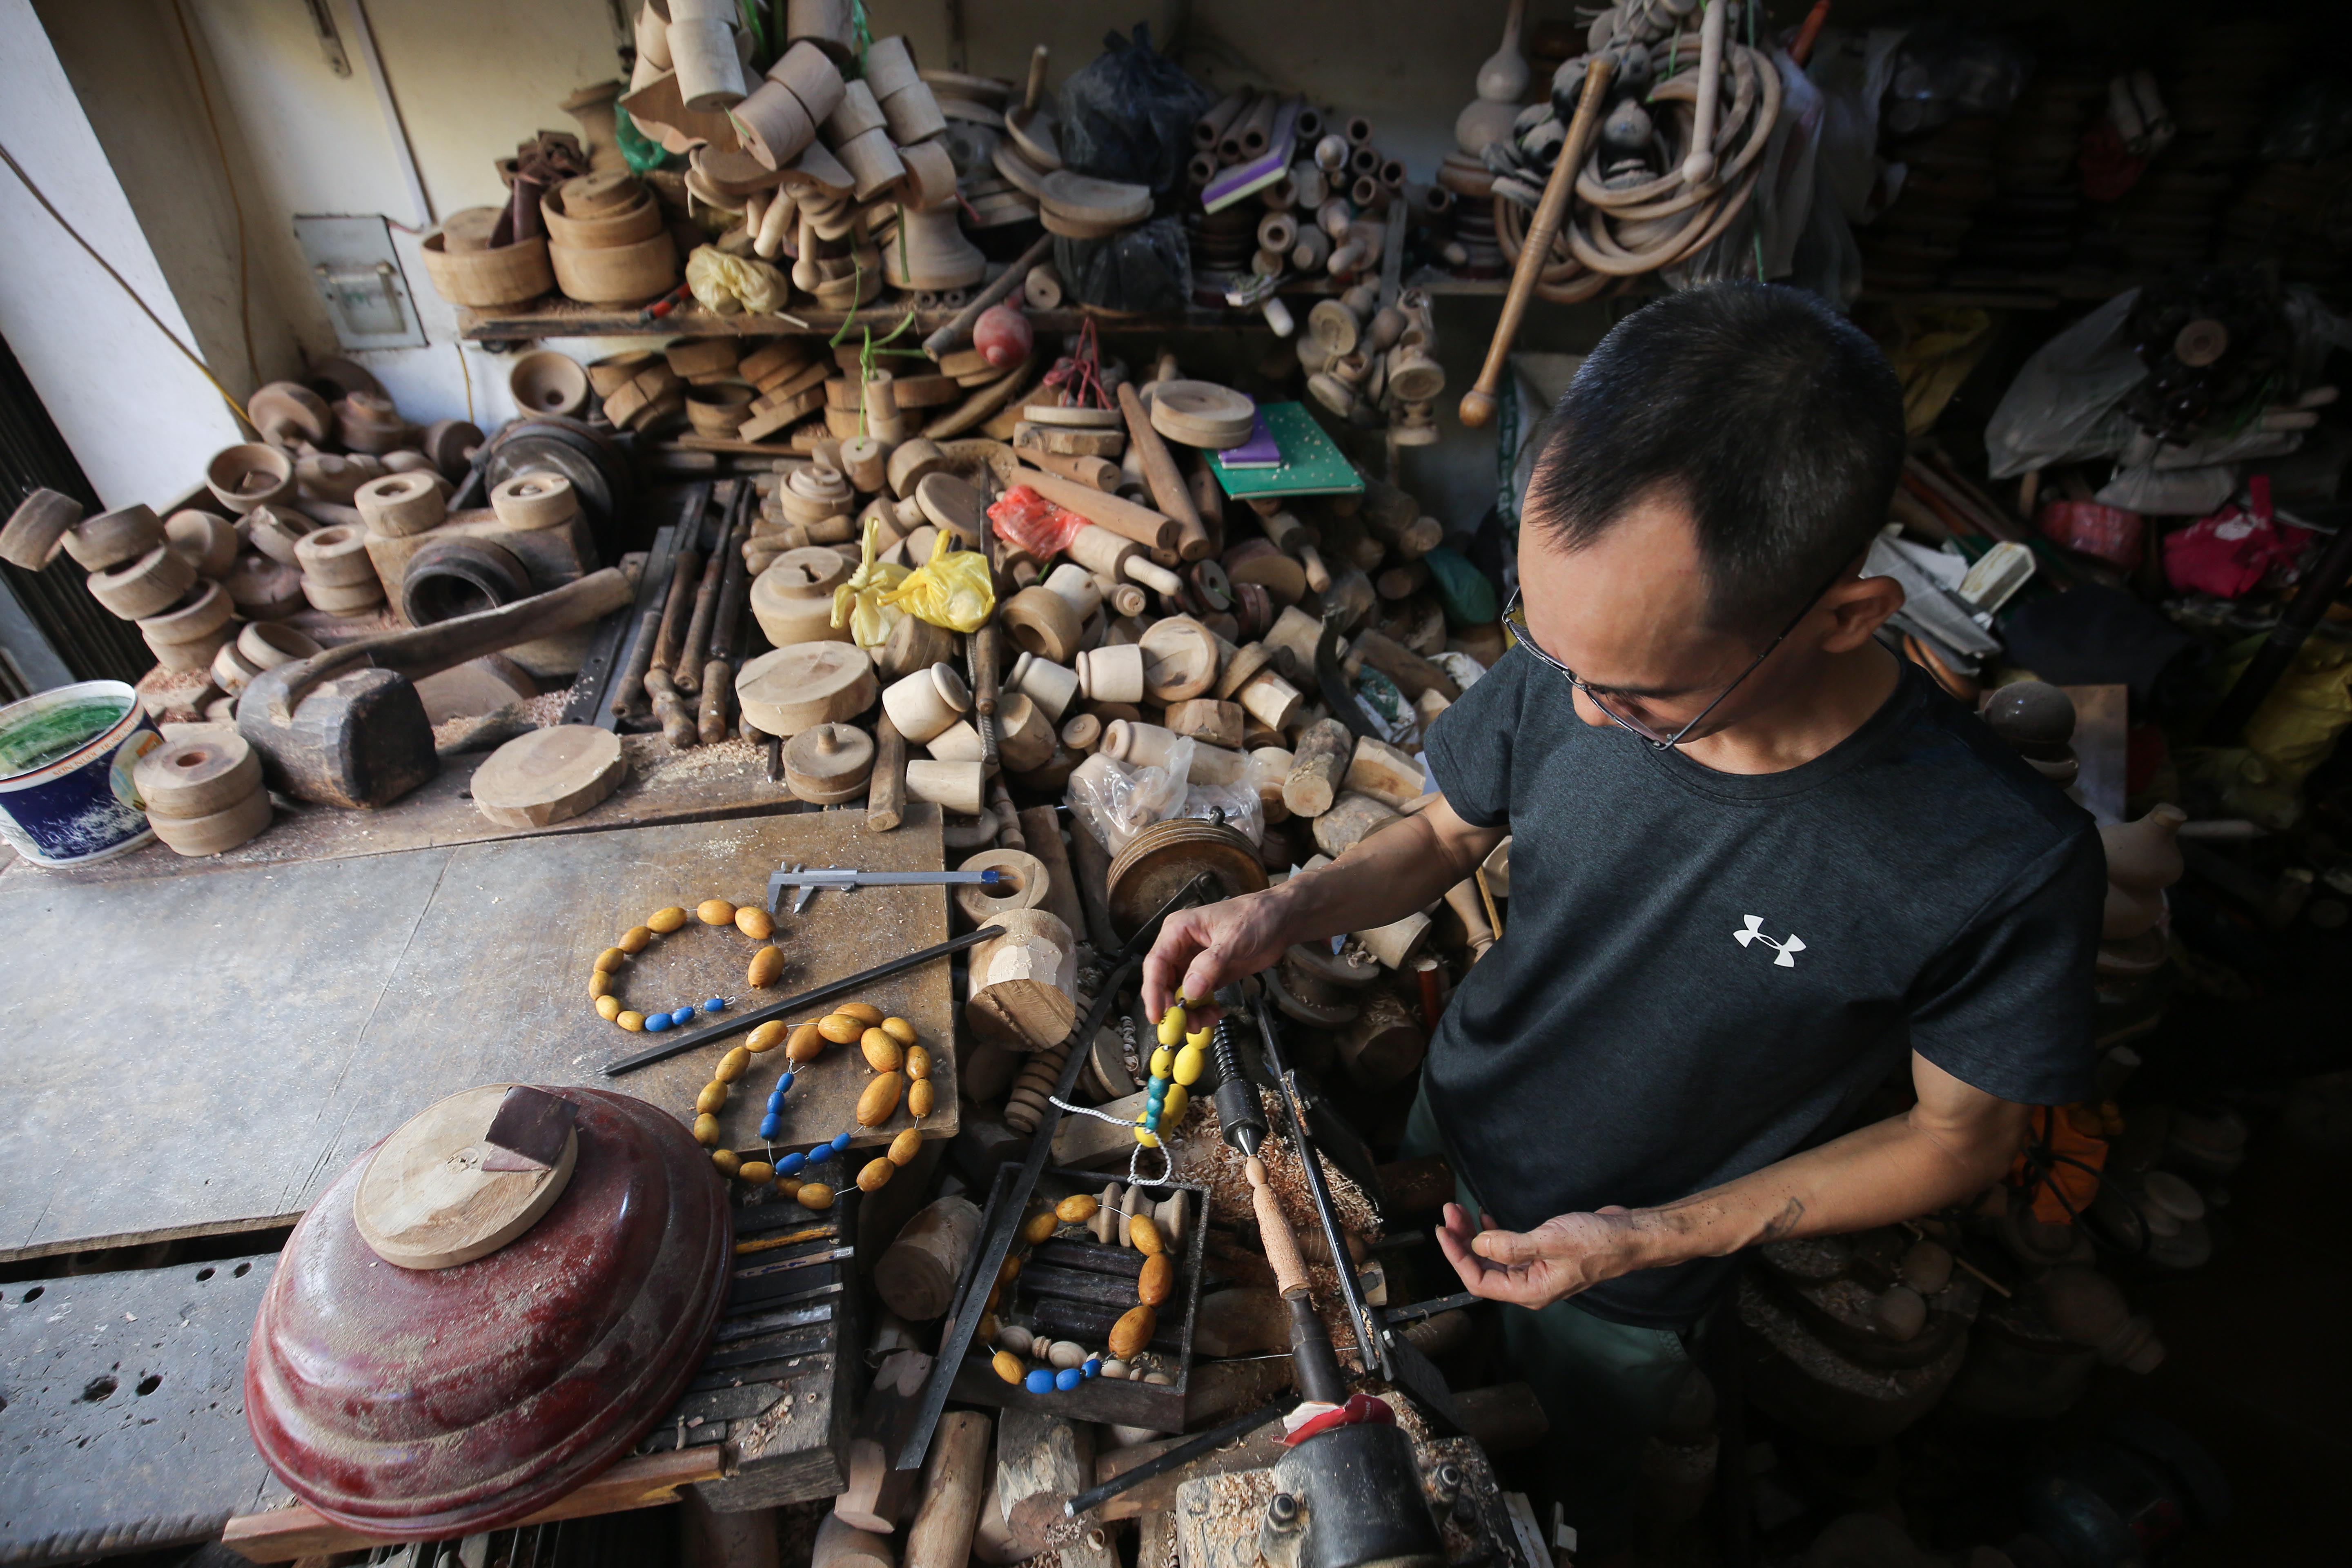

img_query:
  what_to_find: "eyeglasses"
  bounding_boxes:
[1502,563,1847,749]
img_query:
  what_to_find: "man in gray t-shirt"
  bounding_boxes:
[1145,284,2102,1559]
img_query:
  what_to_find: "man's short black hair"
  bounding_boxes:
[1523,282,1905,637]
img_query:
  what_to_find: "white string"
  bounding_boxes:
[1049,1095,1174,1185]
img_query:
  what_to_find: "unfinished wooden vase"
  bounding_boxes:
[881,660,972,744]
[884,200,986,291]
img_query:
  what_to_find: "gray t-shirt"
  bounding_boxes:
[1421,652,2104,1326]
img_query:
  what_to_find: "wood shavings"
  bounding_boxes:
[724,1387,800,1461]
[1173,1088,1380,1240]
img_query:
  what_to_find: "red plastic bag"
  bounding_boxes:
[2038,499,2145,570]
[988,484,1085,560]
[2161,476,2311,598]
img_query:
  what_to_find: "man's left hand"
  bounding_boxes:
[1434,1202,1649,1310]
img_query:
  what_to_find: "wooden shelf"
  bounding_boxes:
[458,297,1279,343]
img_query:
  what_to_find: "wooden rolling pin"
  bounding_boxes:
[1116,383,1209,562]
[1459,54,1613,428]
[1016,465,1181,554]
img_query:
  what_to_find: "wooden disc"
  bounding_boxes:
[783,722,876,804]
[991,138,1052,198]
[1149,381,1257,448]
[1037,170,1150,225]
[1022,402,1124,429]
[737,641,877,737]
[354,1085,581,1270]
[146,786,273,856]
[915,472,988,544]
[1138,615,1218,702]
[957,848,1050,926]
[470,725,626,828]
[1105,819,1266,938]
[136,729,263,819]
[1005,105,1062,172]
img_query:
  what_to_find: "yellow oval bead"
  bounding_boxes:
[588,971,611,1000]
[888,1128,923,1165]
[1156,1009,1186,1046]
[904,1045,932,1081]
[711,1148,741,1177]
[617,1011,646,1032]
[716,1046,751,1083]
[998,1255,1021,1286]
[697,1081,729,1114]
[747,1020,788,1053]
[836,1002,884,1025]
[1056,1194,1099,1223]
[647,906,688,933]
[1023,1211,1057,1245]
[747,945,784,989]
[818,1013,865,1045]
[697,898,736,926]
[861,1029,904,1073]
[881,1016,917,1047]
[1149,1047,1173,1078]
[908,1078,936,1118]
[618,925,654,953]
[858,1157,895,1193]
[797,1180,835,1210]
[736,905,775,940]
[739,1160,775,1186]
[1172,1046,1204,1085]
[1163,1084,1188,1124]
[596,994,623,1021]
[595,947,626,973]
[993,1350,1025,1385]
[693,1113,721,1146]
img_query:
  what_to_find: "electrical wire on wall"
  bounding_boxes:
[0,141,252,434]
[169,0,257,391]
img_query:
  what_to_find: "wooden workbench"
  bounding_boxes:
[0,797,955,1265]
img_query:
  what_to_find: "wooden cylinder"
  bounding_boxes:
[906,759,984,815]
[1076,643,1145,704]
[866,711,908,833]
[1018,468,1179,553]
[881,661,971,744]
[812,1514,896,1568]
[1283,718,1352,817]
[1008,651,1080,720]
[1314,790,1400,858]
[875,1195,980,1321]
[904,1410,992,1568]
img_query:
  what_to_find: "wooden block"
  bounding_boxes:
[470,725,628,829]
[874,1195,979,1322]
[1163,698,1243,748]
[904,1410,992,1568]
[1282,718,1351,817]
[1343,735,1423,811]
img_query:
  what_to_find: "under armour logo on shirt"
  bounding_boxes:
[1735,915,1806,968]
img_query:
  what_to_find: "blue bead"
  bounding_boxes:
[703,997,727,1013]
[760,1115,781,1140]
[1082,1356,1101,1379]
[1143,1112,1160,1131]
[1054,1368,1082,1392]
[1024,1369,1054,1393]
[1147,1084,1166,1105]
[644,1011,673,1032]
[669,1007,696,1028]
[776,1071,795,1094]
[766,1091,787,1115]
[806,1143,834,1165]
[831,1131,853,1152]
[777,1152,806,1174]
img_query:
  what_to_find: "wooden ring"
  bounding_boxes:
[355,472,448,537]
[302,574,387,614]
[145,784,272,857]
[294,525,380,586]
[135,729,264,819]
[64,505,165,572]
[1,488,82,570]
[239,620,322,669]
[490,472,580,530]
[164,510,240,578]
[1001,585,1084,665]
[88,543,196,620]
[136,579,236,644]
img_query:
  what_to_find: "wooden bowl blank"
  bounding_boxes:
[420,232,553,309]
[508,351,592,417]
[548,232,680,307]
[205,444,296,513]
[686,383,756,436]
[540,183,664,250]
[62,504,164,572]
[165,510,241,578]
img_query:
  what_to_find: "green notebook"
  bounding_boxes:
[1206,402,1365,499]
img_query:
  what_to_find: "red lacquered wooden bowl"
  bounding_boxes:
[245,1087,730,1538]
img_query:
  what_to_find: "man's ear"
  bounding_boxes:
[1820,570,1907,652]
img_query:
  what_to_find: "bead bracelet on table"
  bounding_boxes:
[588,898,936,1203]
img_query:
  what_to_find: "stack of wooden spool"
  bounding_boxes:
[294,524,386,615]
[132,726,273,857]
[541,171,681,308]
[1299,286,1445,444]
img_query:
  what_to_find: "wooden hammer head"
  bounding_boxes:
[238,662,438,810]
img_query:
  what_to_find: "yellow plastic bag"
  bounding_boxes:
[880,529,996,632]
[685,245,792,316]
[832,514,912,648]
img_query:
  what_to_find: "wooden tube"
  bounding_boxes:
[1217,89,1263,163]
[1195,89,1249,150]
[1115,383,1207,562]
[1018,466,1179,553]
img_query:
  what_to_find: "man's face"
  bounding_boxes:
[1514,489,1789,744]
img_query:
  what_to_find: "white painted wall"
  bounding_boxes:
[0,0,245,508]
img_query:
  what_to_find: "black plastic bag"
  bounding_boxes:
[1056,24,1214,194]
[1054,218,1192,315]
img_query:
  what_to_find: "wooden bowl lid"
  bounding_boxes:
[244,1087,729,1540]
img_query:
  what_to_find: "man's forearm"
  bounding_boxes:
[1265,812,1486,950]
[1614,1105,2024,1270]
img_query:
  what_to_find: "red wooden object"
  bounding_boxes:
[245,1087,731,1539]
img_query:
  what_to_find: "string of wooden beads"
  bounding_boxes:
[1136,999,1206,1146]
[695,1001,937,1206]
[986,1191,1178,1392]
[588,897,783,1032]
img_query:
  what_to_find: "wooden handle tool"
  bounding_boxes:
[1459,53,1613,428]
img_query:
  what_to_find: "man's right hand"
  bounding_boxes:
[1142,888,1299,1021]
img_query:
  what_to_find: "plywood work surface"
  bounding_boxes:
[0,806,953,1264]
